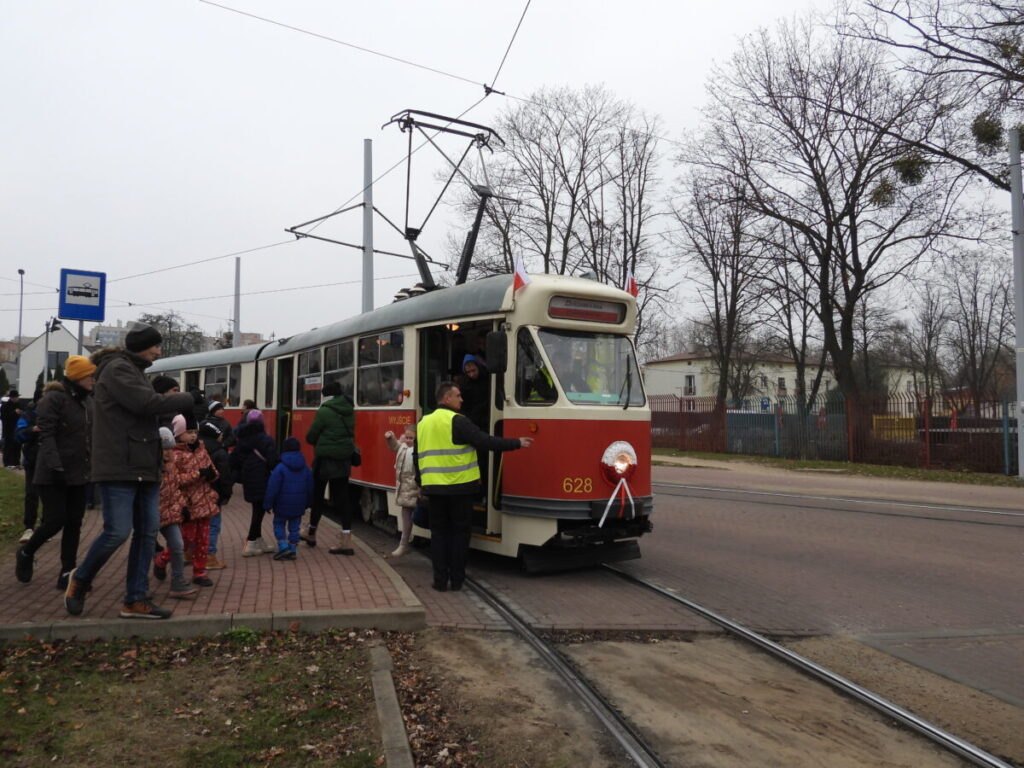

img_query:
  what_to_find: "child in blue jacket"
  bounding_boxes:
[264,437,314,560]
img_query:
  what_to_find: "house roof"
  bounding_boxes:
[644,351,797,366]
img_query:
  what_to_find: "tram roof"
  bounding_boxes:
[148,342,267,373]
[266,274,517,357]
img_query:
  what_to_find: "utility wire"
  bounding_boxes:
[108,239,296,283]
[199,0,480,88]
[489,0,532,90]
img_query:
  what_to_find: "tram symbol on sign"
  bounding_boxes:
[760,397,770,411]
[64,276,101,305]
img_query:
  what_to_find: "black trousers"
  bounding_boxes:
[311,476,352,530]
[22,465,40,529]
[428,493,474,588]
[2,433,21,467]
[24,483,86,573]
[247,500,266,541]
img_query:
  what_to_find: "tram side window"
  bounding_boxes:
[184,370,201,394]
[228,363,241,406]
[204,366,228,403]
[324,340,355,400]
[357,331,404,406]
[515,329,556,405]
[296,348,323,407]
[263,360,274,409]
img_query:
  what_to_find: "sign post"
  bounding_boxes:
[58,269,106,353]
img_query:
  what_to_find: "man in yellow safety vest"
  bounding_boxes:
[415,381,533,591]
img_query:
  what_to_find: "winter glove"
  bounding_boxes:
[181,506,191,522]
[199,466,216,481]
[158,427,175,449]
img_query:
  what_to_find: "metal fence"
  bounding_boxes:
[650,393,1019,475]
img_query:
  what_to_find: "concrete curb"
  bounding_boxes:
[370,644,415,768]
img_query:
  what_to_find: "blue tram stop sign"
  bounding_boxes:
[58,269,106,323]
[760,396,771,411]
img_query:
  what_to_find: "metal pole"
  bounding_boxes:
[362,138,374,313]
[15,269,24,391]
[1009,129,1024,479]
[44,320,50,384]
[233,256,241,347]
[77,320,83,355]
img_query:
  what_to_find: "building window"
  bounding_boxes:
[684,374,696,397]
[296,348,323,407]
[357,331,404,406]
[760,375,768,388]
[47,351,69,379]
[777,377,787,395]
[325,340,355,400]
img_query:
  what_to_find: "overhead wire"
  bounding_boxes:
[489,0,532,90]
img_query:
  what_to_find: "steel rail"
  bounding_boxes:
[604,565,1013,768]
[465,576,666,768]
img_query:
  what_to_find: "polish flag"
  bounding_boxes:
[625,269,639,297]
[513,257,531,292]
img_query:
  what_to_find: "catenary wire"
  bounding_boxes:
[489,0,532,90]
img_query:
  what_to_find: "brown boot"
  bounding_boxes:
[206,554,227,570]
[299,525,317,548]
[329,531,355,556]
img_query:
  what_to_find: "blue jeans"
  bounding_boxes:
[76,482,160,604]
[208,511,222,554]
[273,515,301,549]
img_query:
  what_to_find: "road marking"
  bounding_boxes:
[652,482,1024,518]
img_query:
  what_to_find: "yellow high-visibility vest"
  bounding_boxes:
[417,408,480,487]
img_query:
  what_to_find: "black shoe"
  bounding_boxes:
[328,547,355,555]
[119,599,172,619]
[450,581,464,592]
[431,581,448,592]
[272,548,289,561]
[15,547,33,583]
[193,575,214,587]
[64,568,87,616]
[56,570,73,591]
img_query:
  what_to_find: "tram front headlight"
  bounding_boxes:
[601,440,638,484]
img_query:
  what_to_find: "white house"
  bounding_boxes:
[15,325,92,393]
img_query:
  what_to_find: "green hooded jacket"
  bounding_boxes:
[306,395,356,459]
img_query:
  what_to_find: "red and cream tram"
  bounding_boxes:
[148,274,653,570]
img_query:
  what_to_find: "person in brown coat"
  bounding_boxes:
[15,357,96,588]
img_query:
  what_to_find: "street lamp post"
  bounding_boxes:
[15,269,24,391]
[43,317,62,383]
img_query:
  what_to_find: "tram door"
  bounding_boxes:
[275,356,294,445]
[417,322,502,535]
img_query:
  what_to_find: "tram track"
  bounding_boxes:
[602,564,1015,768]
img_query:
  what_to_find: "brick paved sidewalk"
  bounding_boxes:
[0,495,423,640]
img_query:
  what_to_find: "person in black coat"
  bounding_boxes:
[16,358,95,588]
[199,420,233,568]
[230,410,279,556]
[16,394,42,543]
[1,389,22,468]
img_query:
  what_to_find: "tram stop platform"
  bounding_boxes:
[0,495,425,641]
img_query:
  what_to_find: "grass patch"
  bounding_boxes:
[653,449,1024,488]
[0,630,381,767]
[0,468,26,545]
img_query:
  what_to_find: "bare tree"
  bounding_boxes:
[900,281,949,397]
[136,311,204,357]
[670,172,766,404]
[689,16,981,398]
[842,0,1024,189]
[942,252,1014,411]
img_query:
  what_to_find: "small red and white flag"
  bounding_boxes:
[625,269,639,298]
[513,257,531,292]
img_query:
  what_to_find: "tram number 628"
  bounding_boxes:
[562,477,593,493]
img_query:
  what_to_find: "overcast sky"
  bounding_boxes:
[1,0,829,344]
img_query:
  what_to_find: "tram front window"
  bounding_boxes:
[536,329,645,407]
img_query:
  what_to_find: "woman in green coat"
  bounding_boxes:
[303,381,357,554]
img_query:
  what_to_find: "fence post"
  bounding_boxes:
[677,396,684,452]
[923,397,931,470]
[1003,400,1011,476]
[846,395,854,462]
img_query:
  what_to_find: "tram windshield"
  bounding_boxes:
[536,329,645,407]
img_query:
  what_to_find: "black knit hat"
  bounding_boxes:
[282,437,301,453]
[152,375,179,394]
[125,324,163,353]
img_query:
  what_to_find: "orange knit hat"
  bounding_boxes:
[64,355,97,381]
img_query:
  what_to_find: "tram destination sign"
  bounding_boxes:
[58,268,107,322]
[548,295,626,324]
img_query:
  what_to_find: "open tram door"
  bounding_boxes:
[417,320,504,537]
[275,356,294,446]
